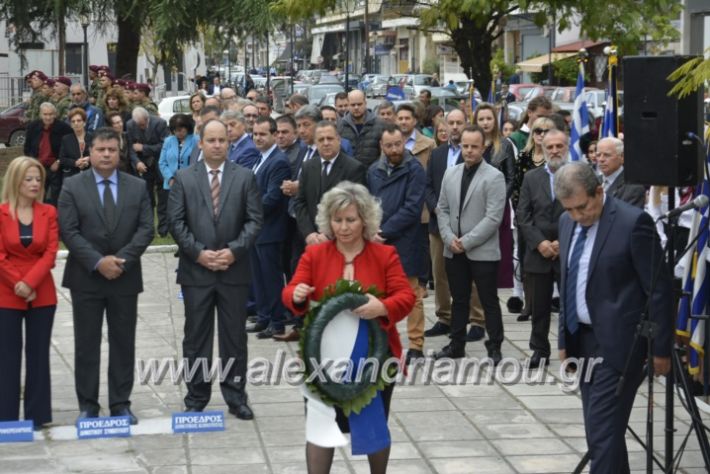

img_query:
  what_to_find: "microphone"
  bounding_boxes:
[661,195,709,220]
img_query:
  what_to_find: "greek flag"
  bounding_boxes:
[600,76,617,138]
[569,63,589,161]
[676,146,710,376]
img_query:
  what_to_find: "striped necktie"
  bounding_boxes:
[210,169,220,218]
[565,225,590,334]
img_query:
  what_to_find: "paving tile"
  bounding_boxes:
[417,440,497,458]
[491,438,572,456]
[394,412,482,441]
[429,456,515,473]
[477,423,557,440]
[506,453,583,473]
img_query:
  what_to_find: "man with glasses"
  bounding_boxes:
[516,129,569,369]
[69,84,104,132]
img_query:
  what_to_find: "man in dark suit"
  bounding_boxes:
[275,114,304,171]
[596,137,645,209]
[222,110,260,169]
[189,106,221,165]
[167,119,262,419]
[126,106,170,235]
[556,162,672,474]
[244,117,292,339]
[58,127,154,424]
[24,102,73,204]
[423,109,485,341]
[293,121,367,247]
[516,129,568,368]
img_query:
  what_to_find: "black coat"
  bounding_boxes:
[24,119,73,162]
[338,111,384,167]
[59,132,93,177]
[292,153,366,238]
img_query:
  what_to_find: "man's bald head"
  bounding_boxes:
[347,90,367,122]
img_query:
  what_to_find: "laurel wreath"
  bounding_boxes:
[299,279,397,416]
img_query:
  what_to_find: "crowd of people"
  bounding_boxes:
[0,66,676,474]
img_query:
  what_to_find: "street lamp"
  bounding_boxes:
[343,0,357,92]
[79,12,90,90]
[224,49,229,86]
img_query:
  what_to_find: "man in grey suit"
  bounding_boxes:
[167,119,263,419]
[596,137,646,209]
[516,129,568,369]
[434,125,506,364]
[58,127,154,424]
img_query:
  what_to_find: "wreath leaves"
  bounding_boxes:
[299,279,397,416]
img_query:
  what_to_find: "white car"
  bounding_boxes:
[158,95,192,122]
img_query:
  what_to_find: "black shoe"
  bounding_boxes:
[184,405,204,413]
[247,315,259,324]
[405,349,425,365]
[76,409,99,424]
[246,322,268,333]
[466,325,485,342]
[506,296,524,314]
[516,312,531,322]
[434,344,465,360]
[424,321,450,337]
[487,348,503,366]
[110,407,138,425]
[257,326,284,339]
[528,352,549,369]
[551,297,560,313]
[229,402,254,420]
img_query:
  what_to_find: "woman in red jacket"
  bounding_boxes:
[0,156,59,430]
[283,181,415,474]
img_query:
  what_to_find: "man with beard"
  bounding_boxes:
[366,123,427,364]
[516,129,569,369]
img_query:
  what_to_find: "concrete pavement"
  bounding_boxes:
[0,247,708,473]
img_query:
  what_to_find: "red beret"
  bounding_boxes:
[55,76,72,87]
[24,70,47,81]
[135,83,151,94]
[43,78,55,87]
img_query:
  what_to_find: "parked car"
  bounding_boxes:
[158,95,192,122]
[0,103,27,147]
[308,84,345,105]
[509,83,543,101]
[366,75,391,97]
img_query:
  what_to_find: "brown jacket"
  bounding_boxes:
[410,129,435,223]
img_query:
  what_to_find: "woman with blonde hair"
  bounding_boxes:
[283,181,415,474]
[0,156,59,430]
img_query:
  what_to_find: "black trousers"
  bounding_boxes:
[0,306,55,426]
[182,283,249,409]
[142,164,169,235]
[44,167,62,206]
[578,325,643,474]
[250,242,286,331]
[71,291,138,412]
[527,268,560,357]
[445,254,503,350]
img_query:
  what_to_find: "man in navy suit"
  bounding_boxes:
[245,116,292,339]
[556,162,672,474]
[222,110,260,169]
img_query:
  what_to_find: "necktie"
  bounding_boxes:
[210,169,220,218]
[254,154,266,173]
[321,160,330,183]
[102,179,116,227]
[305,147,315,162]
[603,178,610,192]
[565,225,590,334]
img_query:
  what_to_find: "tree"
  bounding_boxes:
[272,0,682,98]
[1,0,281,79]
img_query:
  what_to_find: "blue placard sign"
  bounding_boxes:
[77,416,131,439]
[172,411,225,433]
[0,420,33,442]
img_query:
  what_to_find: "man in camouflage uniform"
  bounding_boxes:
[25,70,49,121]
[52,76,73,120]
[132,83,159,115]
[88,65,100,104]
[95,66,113,109]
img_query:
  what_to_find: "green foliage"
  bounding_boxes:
[422,56,439,76]
[530,57,583,85]
[490,49,515,80]
[668,48,710,99]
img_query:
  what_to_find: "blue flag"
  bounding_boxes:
[569,63,589,162]
[600,64,618,138]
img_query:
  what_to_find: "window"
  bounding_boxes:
[65,43,83,75]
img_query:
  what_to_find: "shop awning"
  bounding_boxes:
[516,52,576,73]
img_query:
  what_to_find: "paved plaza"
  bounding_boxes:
[1,247,709,473]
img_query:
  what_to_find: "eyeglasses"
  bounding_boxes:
[533,128,550,135]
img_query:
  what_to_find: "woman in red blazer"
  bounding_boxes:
[0,156,59,430]
[282,182,415,474]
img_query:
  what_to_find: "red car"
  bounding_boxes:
[0,103,28,147]
[508,83,543,101]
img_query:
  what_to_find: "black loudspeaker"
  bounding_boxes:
[623,55,704,186]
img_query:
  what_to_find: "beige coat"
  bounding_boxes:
[410,129,435,223]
